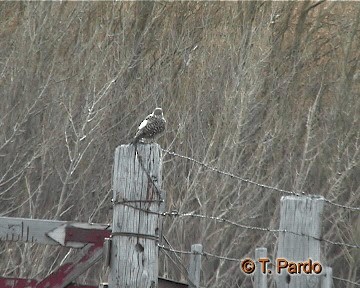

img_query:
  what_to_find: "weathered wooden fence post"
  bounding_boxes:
[255,247,267,288]
[108,144,163,288]
[188,244,202,288]
[321,267,333,288]
[275,195,324,288]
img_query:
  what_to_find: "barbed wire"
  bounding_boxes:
[159,244,240,262]
[333,276,360,287]
[135,144,164,201]
[160,247,197,287]
[162,149,360,212]
[113,200,359,249]
[162,235,192,276]
[159,244,360,286]
[163,211,360,249]
[113,201,360,250]
[113,146,359,286]
[160,235,201,288]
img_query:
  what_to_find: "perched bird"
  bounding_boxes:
[132,107,166,144]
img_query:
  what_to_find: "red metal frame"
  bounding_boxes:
[0,277,37,288]
[1,225,188,288]
[1,226,110,288]
[36,244,103,288]
[64,226,111,245]
[0,277,96,288]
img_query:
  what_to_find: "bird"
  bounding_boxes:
[132,107,166,144]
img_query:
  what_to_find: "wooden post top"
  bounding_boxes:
[109,143,163,288]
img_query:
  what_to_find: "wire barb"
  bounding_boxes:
[166,211,360,249]
[332,276,360,287]
[160,243,360,286]
[162,148,360,211]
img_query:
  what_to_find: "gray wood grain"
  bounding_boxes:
[0,216,108,248]
[321,267,333,288]
[275,195,324,288]
[255,247,267,288]
[108,144,162,288]
[188,244,202,288]
[0,216,68,245]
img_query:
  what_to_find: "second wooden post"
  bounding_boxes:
[275,195,324,288]
[108,144,163,288]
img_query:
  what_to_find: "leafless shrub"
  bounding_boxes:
[0,2,359,287]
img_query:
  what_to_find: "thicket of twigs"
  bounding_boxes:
[0,2,359,287]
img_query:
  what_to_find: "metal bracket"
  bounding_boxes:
[103,238,112,267]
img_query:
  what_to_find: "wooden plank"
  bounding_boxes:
[275,195,324,288]
[0,277,188,288]
[254,247,267,288]
[188,244,202,288]
[108,144,163,288]
[0,216,109,248]
[0,217,69,246]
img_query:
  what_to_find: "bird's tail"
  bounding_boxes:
[130,136,139,145]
